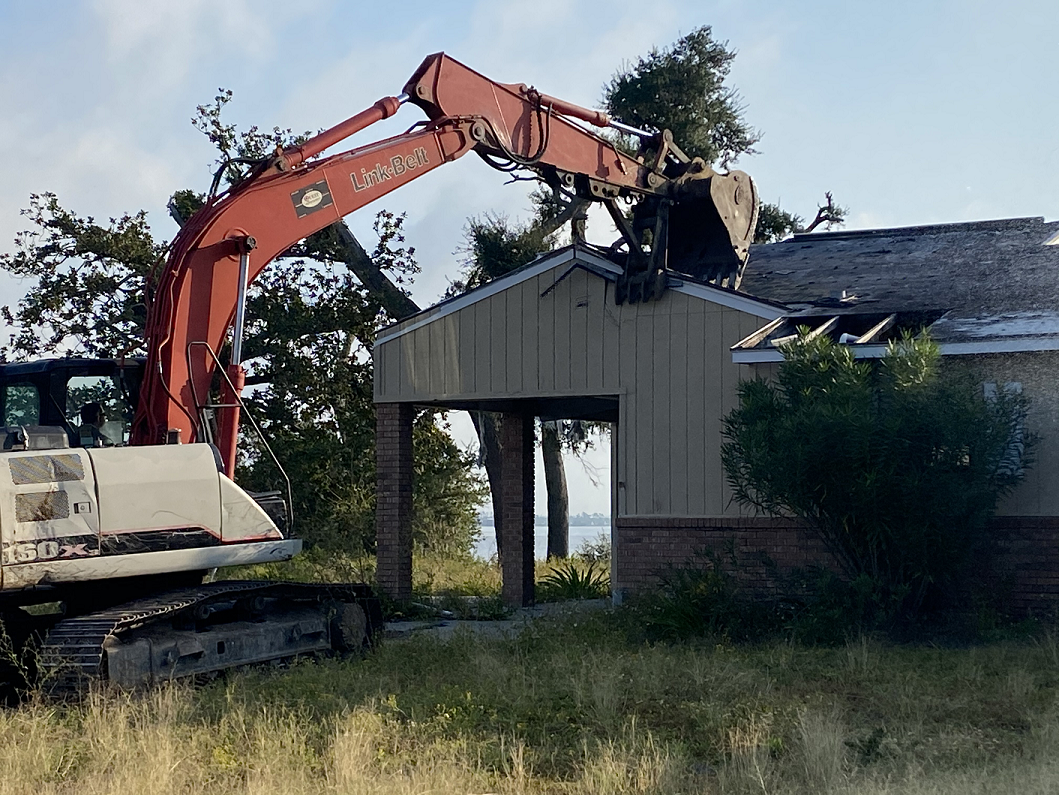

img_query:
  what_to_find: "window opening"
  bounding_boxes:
[4,384,40,426]
[984,381,1025,477]
[66,375,133,446]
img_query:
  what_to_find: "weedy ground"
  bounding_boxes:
[229,547,610,608]
[6,611,1059,793]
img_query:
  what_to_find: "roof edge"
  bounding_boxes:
[375,245,786,348]
[732,335,1059,363]
[781,216,1046,245]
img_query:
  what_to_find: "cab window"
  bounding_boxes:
[4,383,40,426]
[66,375,133,445]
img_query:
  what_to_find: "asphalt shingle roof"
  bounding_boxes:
[739,216,1059,345]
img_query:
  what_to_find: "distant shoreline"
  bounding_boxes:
[478,515,611,528]
[474,524,610,560]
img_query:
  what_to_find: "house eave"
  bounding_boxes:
[374,246,785,350]
[731,336,1059,364]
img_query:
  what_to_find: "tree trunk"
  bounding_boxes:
[541,421,569,559]
[334,222,422,320]
[327,225,509,559]
[470,411,505,559]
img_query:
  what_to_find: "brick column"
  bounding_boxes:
[375,402,413,600]
[499,412,535,607]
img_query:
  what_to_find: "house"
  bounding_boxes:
[373,217,1059,612]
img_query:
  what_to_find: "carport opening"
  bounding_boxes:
[376,396,618,608]
[472,417,613,567]
[452,398,616,605]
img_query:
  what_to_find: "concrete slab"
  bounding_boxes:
[384,598,610,641]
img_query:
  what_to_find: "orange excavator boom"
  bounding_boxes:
[130,52,758,478]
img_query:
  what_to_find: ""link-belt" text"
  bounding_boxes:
[351,147,429,192]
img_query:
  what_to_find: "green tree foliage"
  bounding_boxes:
[411,412,489,556]
[721,332,1033,613]
[0,192,159,358]
[448,209,557,295]
[602,26,760,167]
[602,28,846,245]
[753,202,804,244]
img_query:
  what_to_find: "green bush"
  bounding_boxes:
[783,569,907,645]
[722,332,1033,618]
[622,551,1001,646]
[536,561,610,602]
[624,549,778,642]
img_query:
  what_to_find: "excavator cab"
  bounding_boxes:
[0,358,144,450]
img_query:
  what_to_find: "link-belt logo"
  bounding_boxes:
[351,147,429,192]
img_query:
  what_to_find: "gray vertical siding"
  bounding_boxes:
[376,260,633,402]
[959,352,1059,518]
[374,255,775,518]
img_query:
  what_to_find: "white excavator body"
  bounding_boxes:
[0,443,299,592]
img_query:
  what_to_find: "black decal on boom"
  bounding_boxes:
[291,180,334,218]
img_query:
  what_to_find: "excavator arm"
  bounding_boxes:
[130,52,758,478]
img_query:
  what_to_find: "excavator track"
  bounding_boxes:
[40,581,381,695]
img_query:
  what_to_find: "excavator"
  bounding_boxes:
[0,53,758,690]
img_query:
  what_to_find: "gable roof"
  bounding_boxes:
[375,244,784,348]
[738,216,1059,350]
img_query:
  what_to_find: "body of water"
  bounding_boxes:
[473,525,610,560]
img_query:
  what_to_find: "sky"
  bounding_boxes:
[1,0,1056,517]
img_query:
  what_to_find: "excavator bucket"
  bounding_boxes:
[666,167,759,289]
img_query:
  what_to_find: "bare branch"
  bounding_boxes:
[802,191,848,234]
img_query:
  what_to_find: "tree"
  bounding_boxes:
[540,421,569,559]
[603,26,759,167]
[721,332,1033,614]
[603,27,846,245]
[0,192,158,359]
[754,193,849,244]
[753,202,802,245]
[449,210,557,293]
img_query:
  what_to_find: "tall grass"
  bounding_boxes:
[6,612,1059,793]
[225,545,612,604]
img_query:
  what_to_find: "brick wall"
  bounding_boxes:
[982,518,1059,614]
[614,517,837,596]
[615,516,1059,615]
[375,402,413,600]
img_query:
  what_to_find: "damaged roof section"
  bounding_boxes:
[732,310,946,363]
[735,216,1059,358]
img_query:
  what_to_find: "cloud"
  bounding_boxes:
[90,0,294,81]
